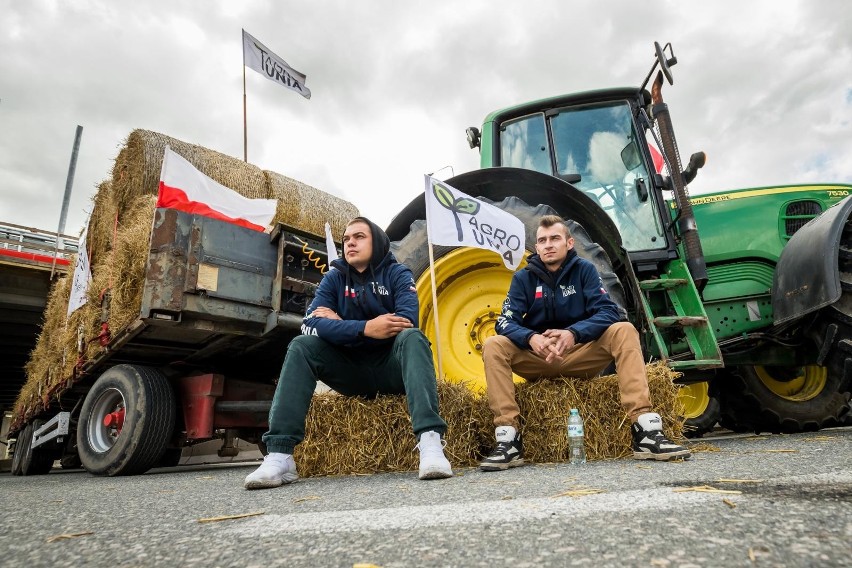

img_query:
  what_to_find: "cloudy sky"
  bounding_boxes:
[2,0,851,240]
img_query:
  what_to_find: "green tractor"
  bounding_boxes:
[389,42,851,436]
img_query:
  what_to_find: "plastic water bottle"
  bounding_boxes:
[567,408,586,465]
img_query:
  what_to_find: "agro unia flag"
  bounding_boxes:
[242,29,311,100]
[157,147,277,232]
[67,224,91,316]
[424,175,525,270]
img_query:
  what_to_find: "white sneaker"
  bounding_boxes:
[416,431,453,480]
[244,452,299,490]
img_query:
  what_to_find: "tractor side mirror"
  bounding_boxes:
[682,151,706,185]
[620,142,642,171]
[466,127,481,149]
[655,41,677,86]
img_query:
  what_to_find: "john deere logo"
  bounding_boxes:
[433,182,481,241]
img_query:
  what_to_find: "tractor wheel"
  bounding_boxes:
[77,364,176,476]
[678,381,720,438]
[719,363,849,434]
[391,196,626,389]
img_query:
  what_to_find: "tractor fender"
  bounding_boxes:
[772,195,852,325]
[386,167,625,268]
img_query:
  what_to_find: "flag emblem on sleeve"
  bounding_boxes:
[535,285,543,299]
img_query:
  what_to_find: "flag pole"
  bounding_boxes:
[242,30,248,163]
[424,197,444,380]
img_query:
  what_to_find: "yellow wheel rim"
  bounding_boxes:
[416,247,526,392]
[753,365,827,402]
[678,382,710,420]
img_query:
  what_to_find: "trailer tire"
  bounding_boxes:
[10,423,32,476]
[391,196,626,388]
[77,365,176,476]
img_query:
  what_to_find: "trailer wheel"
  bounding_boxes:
[10,423,32,476]
[77,365,176,476]
[678,381,720,438]
[391,196,626,390]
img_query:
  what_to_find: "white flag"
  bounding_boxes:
[424,175,526,270]
[324,222,338,262]
[158,147,277,232]
[67,224,91,316]
[242,29,311,100]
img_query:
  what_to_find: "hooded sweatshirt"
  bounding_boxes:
[496,248,624,349]
[300,217,418,348]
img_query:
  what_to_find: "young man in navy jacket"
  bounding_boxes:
[245,217,453,489]
[479,215,690,471]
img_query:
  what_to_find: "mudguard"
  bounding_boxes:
[773,195,852,324]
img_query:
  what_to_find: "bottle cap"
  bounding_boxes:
[569,408,578,415]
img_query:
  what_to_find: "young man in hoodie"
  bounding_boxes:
[245,217,453,489]
[479,215,690,471]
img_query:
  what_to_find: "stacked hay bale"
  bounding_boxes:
[292,363,684,478]
[14,129,359,425]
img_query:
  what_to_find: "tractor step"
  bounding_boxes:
[653,316,708,328]
[639,278,688,290]
[668,359,723,370]
[635,258,723,371]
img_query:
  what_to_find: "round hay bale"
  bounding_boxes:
[86,180,117,268]
[111,130,269,213]
[265,170,358,239]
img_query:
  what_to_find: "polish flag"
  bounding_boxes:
[157,147,277,232]
[535,285,543,299]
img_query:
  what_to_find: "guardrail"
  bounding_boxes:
[0,221,79,269]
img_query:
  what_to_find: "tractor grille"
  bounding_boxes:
[783,200,822,238]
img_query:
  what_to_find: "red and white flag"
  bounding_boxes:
[157,147,277,232]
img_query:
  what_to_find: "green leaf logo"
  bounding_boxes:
[431,181,480,241]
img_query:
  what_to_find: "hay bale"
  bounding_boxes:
[290,363,683,477]
[265,170,359,240]
[86,180,117,268]
[294,380,489,478]
[111,129,269,213]
[103,195,157,333]
[516,362,685,462]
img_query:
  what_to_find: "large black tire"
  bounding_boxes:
[22,419,58,475]
[679,380,721,438]
[391,196,627,312]
[10,423,31,476]
[718,364,850,434]
[391,196,627,386]
[77,365,176,476]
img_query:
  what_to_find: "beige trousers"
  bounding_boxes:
[482,322,652,429]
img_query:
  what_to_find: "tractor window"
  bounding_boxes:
[549,102,666,251]
[500,113,551,175]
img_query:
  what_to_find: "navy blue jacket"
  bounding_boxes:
[301,219,418,348]
[496,249,623,349]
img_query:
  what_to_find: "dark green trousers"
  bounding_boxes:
[263,328,447,454]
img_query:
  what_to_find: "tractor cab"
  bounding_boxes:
[477,90,670,254]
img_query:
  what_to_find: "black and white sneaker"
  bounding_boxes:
[632,413,691,461]
[479,426,524,472]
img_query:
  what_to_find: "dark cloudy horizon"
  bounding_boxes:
[2,0,851,238]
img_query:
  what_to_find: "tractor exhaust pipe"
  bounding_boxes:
[651,71,708,291]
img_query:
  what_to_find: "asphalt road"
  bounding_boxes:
[2,427,851,568]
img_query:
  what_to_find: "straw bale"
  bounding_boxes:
[111,129,269,213]
[290,363,683,478]
[86,180,118,268]
[103,195,158,333]
[265,170,359,239]
[516,362,684,462]
[294,380,489,478]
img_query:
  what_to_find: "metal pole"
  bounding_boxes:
[51,125,83,278]
[242,31,248,163]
